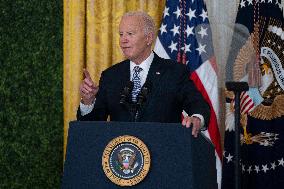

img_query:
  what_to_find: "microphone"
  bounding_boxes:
[133,81,152,122]
[119,81,134,105]
[136,81,152,107]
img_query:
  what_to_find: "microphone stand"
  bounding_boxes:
[129,103,137,122]
[134,87,148,122]
[134,106,140,122]
[225,81,249,189]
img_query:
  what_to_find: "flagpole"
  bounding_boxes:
[226,81,249,189]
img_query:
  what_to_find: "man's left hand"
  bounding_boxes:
[182,116,202,138]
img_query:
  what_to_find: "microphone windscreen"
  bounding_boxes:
[120,81,134,105]
[127,81,134,91]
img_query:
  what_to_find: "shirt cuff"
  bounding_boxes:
[80,100,95,116]
[191,114,206,130]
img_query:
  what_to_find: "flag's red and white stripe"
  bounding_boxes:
[240,92,254,114]
[231,91,255,115]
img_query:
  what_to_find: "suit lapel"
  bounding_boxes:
[120,60,131,87]
[139,53,166,118]
[143,53,166,88]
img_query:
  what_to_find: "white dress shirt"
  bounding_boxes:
[129,52,154,87]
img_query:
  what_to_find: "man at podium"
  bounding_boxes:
[77,11,210,137]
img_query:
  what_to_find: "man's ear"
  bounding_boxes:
[147,33,154,46]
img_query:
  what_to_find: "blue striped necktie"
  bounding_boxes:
[131,66,143,102]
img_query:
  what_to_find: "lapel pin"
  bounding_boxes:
[156,71,160,75]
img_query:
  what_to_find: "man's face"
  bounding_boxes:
[119,16,152,64]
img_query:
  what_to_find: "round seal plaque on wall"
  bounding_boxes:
[102,135,151,186]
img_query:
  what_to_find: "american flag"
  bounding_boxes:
[154,0,222,188]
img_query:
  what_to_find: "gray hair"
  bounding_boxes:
[122,11,155,37]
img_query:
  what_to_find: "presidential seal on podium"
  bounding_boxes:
[102,135,151,186]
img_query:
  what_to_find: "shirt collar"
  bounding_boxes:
[130,52,154,73]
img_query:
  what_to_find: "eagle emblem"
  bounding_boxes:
[226,17,283,146]
[117,148,139,174]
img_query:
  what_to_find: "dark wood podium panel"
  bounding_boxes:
[62,121,217,189]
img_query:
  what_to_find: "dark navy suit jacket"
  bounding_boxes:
[77,53,210,126]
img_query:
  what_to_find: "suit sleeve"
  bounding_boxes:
[76,71,109,121]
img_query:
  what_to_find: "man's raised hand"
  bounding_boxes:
[79,69,99,105]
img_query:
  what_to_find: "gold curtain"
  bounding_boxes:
[64,0,166,156]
